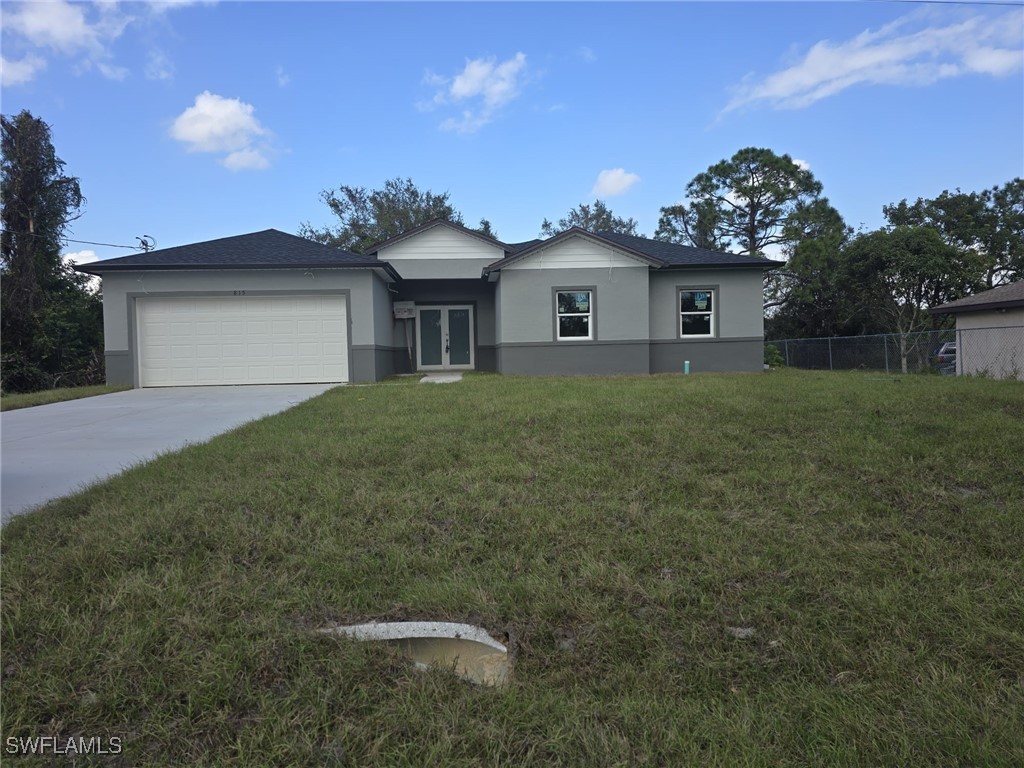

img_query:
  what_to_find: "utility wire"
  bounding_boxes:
[63,237,140,250]
[0,229,145,250]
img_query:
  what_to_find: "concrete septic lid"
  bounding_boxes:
[419,373,464,384]
[320,621,510,686]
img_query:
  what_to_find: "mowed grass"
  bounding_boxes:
[0,384,130,411]
[2,371,1022,766]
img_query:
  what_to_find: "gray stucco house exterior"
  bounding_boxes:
[77,220,778,387]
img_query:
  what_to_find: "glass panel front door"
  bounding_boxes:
[416,306,474,371]
[419,309,443,366]
[447,309,471,366]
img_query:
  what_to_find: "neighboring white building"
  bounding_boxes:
[930,281,1024,381]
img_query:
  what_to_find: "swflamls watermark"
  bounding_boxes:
[5,735,123,756]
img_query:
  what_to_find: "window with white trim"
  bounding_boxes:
[556,290,593,340]
[679,289,714,337]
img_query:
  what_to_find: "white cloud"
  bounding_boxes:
[1,0,133,78]
[0,54,47,86]
[962,46,1022,76]
[276,65,290,87]
[3,0,112,56]
[0,0,207,86]
[424,52,528,133]
[63,249,98,267]
[723,9,1024,114]
[96,61,128,81]
[170,91,272,171]
[439,111,492,135]
[422,71,447,89]
[577,46,597,63]
[148,0,217,13]
[223,148,270,172]
[592,168,640,197]
[146,49,174,81]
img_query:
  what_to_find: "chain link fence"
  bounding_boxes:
[766,326,1024,380]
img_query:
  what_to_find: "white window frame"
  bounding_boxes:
[555,289,594,341]
[679,288,716,338]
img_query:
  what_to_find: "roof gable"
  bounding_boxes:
[376,220,505,262]
[487,228,662,272]
[594,231,783,268]
[487,228,782,273]
[499,229,656,271]
[366,218,508,255]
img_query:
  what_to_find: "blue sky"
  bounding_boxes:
[2,1,1022,266]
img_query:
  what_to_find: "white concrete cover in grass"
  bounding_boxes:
[319,621,510,686]
[419,373,464,384]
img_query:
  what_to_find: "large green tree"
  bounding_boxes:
[1,110,101,392]
[983,179,1024,287]
[883,180,1024,289]
[655,198,724,251]
[300,177,470,253]
[842,226,970,372]
[766,199,858,338]
[540,199,638,237]
[656,147,822,257]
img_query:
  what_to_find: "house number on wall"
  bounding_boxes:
[233,290,247,296]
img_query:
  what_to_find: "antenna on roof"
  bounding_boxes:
[136,235,156,252]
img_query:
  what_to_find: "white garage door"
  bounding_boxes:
[137,295,349,386]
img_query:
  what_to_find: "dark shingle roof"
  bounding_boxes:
[506,239,543,253]
[487,228,783,273]
[75,229,398,278]
[929,280,1024,314]
[594,231,783,268]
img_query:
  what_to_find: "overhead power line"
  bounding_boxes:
[0,229,148,251]
[62,237,140,250]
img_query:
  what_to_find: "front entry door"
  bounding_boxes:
[416,305,474,371]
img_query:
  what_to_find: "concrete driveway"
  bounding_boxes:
[1,384,338,524]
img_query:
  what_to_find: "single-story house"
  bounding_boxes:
[929,280,1024,381]
[76,220,780,387]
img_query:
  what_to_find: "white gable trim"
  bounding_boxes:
[503,232,651,271]
[378,222,505,262]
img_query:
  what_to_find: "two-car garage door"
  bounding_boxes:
[137,295,349,386]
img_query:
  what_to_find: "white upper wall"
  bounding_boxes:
[954,307,1024,330]
[378,224,504,261]
[504,235,648,270]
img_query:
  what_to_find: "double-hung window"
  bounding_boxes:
[556,290,593,340]
[679,289,715,337]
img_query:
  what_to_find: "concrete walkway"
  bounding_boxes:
[1,384,337,523]
[420,373,464,384]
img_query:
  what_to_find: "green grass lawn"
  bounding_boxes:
[2,371,1022,766]
[0,384,130,411]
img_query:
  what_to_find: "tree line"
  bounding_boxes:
[303,150,1022,343]
[3,107,1020,393]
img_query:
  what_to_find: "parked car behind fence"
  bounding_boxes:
[932,341,957,375]
[767,327,1024,380]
